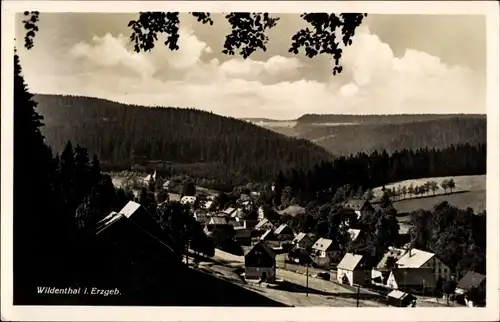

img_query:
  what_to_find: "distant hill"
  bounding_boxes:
[252,114,486,156]
[34,94,333,183]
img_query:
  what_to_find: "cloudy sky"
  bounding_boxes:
[15,13,486,119]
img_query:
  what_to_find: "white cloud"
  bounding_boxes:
[21,25,485,119]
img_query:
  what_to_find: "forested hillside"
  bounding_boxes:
[254,114,486,155]
[34,94,333,183]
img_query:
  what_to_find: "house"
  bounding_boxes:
[387,290,416,307]
[229,208,246,222]
[259,229,275,242]
[239,194,251,203]
[98,201,177,254]
[456,271,486,295]
[386,268,436,294]
[347,228,361,243]
[371,247,407,284]
[203,200,214,210]
[344,199,374,219]
[257,206,265,220]
[234,227,252,246]
[337,253,370,286]
[240,200,253,211]
[208,216,228,226]
[143,170,156,186]
[244,242,276,282]
[311,238,337,258]
[96,208,181,264]
[193,210,209,224]
[274,224,295,241]
[455,271,486,306]
[292,232,314,250]
[205,217,232,234]
[396,248,451,282]
[223,207,237,217]
[180,195,197,205]
[255,218,276,231]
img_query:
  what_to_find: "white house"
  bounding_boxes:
[396,248,451,281]
[337,253,369,286]
[311,238,336,258]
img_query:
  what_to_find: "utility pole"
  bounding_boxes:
[306,263,309,297]
[356,284,360,307]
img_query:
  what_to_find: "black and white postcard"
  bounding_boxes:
[1,1,499,321]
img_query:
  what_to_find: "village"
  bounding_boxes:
[98,171,487,308]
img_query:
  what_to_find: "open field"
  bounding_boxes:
[374,175,486,214]
[373,175,485,198]
[394,190,486,215]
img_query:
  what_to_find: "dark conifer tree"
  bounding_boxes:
[13,51,55,302]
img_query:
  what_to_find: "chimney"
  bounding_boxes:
[409,248,413,257]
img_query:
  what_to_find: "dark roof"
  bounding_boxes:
[457,271,486,291]
[344,199,370,211]
[391,268,435,286]
[245,242,276,259]
[260,229,274,241]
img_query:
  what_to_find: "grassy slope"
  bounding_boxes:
[373,175,486,215]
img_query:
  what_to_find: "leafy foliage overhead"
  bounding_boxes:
[22,11,367,74]
[289,13,367,75]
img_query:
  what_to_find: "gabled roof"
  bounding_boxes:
[344,199,370,211]
[245,242,275,259]
[255,218,273,230]
[293,232,308,243]
[338,253,364,271]
[260,229,274,241]
[312,238,334,251]
[391,268,435,286]
[457,271,486,291]
[348,228,361,241]
[396,249,435,268]
[120,201,142,218]
[274,224,292,235]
